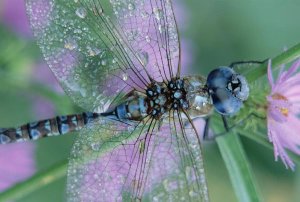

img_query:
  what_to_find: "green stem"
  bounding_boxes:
[216,132,263,202]
[0,160,68,202]
[246,42,300,83]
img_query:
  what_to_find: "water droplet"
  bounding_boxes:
[92,6,103,16]
[112,58,118,64]
[128,3,135,10]
[145,35,151,43]
[101,59,107,66]
[189,190,200,198]
[91,143,100,151]
[87,46,101,56]
[127,30,138,41]
[163,179,178,192]
[76,7,87,19]
[153,193,164,202]
[122,73,128,81]
[74,29,82,34]
[153,8,163,20]
[79,87,87,97]
[116,175,125,184]
[64,38,77,50]
[158,24,164,33]
[185,166,196,183]
[100,50,107,59]
[141,11,149,19]
[127,125,135,132]
[93,173,100,179]
[137,51,149,66]
[170,46,178,53]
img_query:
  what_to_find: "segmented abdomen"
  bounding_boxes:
[0,112,99,144]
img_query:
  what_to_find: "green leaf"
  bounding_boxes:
[216,132,263,202]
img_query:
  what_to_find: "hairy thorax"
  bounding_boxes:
[144,76,213,120]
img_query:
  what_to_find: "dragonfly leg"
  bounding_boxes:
[191,111,264,141]
[215,112,265,137]
[221,115,229,132]
[202,112,265,141]
[228,112,265,130]
[203,117,212,141]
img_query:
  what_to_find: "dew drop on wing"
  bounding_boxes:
[75,7,87,19]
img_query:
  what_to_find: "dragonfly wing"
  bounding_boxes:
[26,0,180,111]
[111,0,181,81]
[67,114,209,201]
[26,0,145,111]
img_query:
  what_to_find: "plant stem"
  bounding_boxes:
[0,160,68,202]
[216,132,263,202]
[246,42,300,83]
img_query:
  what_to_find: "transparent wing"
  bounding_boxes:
[111,0,181,81]
[26,0,180,111]
[67,114,209,201]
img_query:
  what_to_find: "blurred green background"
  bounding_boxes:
[0,0,300,201]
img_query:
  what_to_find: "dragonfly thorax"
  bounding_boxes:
[183,76,214,118]
[145,79,189,119]
[102,76,215,122]
[102,77,214,122]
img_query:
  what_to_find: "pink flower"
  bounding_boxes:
[0,143,36,191]
[0,0,32,37]
[267,59,300,170]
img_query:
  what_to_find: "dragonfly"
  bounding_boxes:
[0,0,253,201]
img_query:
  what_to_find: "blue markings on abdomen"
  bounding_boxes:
[115,104,127,119]
[101,97,147,121]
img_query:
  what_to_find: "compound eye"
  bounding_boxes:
[206,67,235,90]
[230,74,249,101]
[207,67,249,115]
[211,88,243,115]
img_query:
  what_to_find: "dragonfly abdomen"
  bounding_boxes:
[0,112,99,144]
[102,96,148,121]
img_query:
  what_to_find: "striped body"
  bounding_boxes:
[102,91,148,121]
[0,76,215,144]
[0,92,148,144]
[114,97,147,120]
[0,112,99,144]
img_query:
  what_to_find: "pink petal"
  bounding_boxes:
[267,58,300,171]
[277,78,300,93]
[268,126,295,170]
[267,59,274,88]
[281,59,300,82]
[0,143,36,191]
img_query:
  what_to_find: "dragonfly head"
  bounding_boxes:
[206,67,249,115]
